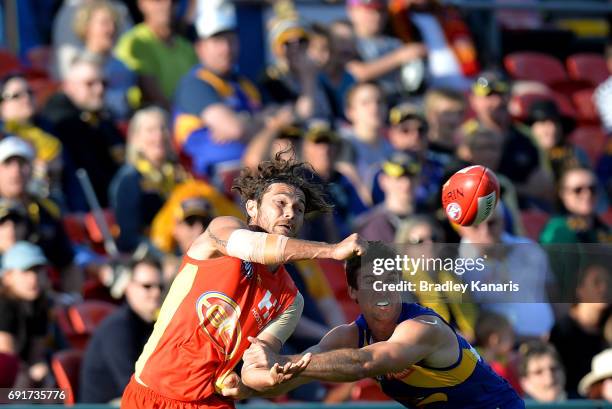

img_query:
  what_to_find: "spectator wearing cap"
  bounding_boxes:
[423,87,466,160]
[549,271,609,397]
[467,72,554,209]
[443,126,523,237]
[173,1,260,178]
[518,341,567,402]
[41,57,124,212]
[114,0,196,108]
[388,0,479,89]
[73,0,139,120]
[579,348,612,401]
[299,122,368,243]
[259,3,332,121]
[339,81,393,182]
[80,257,162,403]
[172,197,214,257]
[0,242,52,388]
[354,152,421,242]
[345,0,427,102]
[0,200,32,259]
[0,137,79,292]
[109,107,186,253]
[540,166,611,244]
[0,74,63,197]
[371,103,445,211]
[526,100,588,183]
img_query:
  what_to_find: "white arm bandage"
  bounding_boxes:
[226,229,289,265]
[260,292,304,344]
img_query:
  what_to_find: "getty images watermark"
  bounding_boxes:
[370,254,520,294]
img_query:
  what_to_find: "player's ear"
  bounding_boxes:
[245,199,258,220]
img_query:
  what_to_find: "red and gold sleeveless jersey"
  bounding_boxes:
[134,255,297,402]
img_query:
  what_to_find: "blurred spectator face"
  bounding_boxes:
[329,24,358,66]
[284,37,310,73]
[425,91,465,149]
[130,109,169,165]
[0,213,28,254]
[520,353,566,402]
[307,33,331,68]
[458,204,504,245]
[604,378,612,401]
[303,139,335,177]
[126,261,163,322]
[559,168,597,217]
[138,0,172,28]
[64,61,106,112]
[531,119,562,150]
[174,215,209,254]
[576,265,611,303]
[84,6,117,53]
[397,219,442,259]
[389,118,427,153]
[2,266,44,301]
[348,5,383,37]
[0,157,31,199]
[470,92,508,127]
[197,31,238,76]
[0,77,35,123]
[346,83,385,130]
[380,173,414,206]
[462,130,503,171]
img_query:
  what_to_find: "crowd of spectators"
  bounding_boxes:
[0,0,610,405]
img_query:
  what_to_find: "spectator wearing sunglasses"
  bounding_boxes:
[396,215,479,342]
[540,166,611,244]
[0,74,63,197]
[371,103,445,211]
[41,57,124,212]
[80,256,163,403]
[467,71,554,209]
[518,340,567,402]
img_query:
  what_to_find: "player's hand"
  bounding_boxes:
[244,336,281,369]
[268,353,312,385]
[220,372,253,400]
[332,233,368,261]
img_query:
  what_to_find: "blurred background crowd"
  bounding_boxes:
[0,0,611,405]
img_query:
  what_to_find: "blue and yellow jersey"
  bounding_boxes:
[356,303,524,409]
[173,65,260,177]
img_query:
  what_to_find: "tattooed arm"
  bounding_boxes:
[186,216,366,263]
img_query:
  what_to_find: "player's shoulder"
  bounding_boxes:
[319,323,360,351]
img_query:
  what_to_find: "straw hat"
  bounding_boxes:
[578,348,612,397]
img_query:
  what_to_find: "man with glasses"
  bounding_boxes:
[518,341,567,402]
[80,257,164,403]
[42,56,124,211]
[467,71,554,209]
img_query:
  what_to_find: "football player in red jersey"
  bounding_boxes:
[121,154,367,408]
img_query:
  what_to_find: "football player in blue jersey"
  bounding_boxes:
[228,241,525,408]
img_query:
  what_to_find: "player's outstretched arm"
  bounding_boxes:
[202,216,367,263]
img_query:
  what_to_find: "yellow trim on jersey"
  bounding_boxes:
[238,78,261,106]
[399,348,478,388]
[174,113,204,148]
[417,392,448,407]
[197,69,233,98]
[135,262,199,385]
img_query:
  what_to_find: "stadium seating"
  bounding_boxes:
[0,49,21,77]
[566,53,608,86]
[520,210,550,242]
[317,259,360,321]
[56,301,117,350]
[569,126,608,165]
[504,52,567,85]
[571,87,599,124]
[0,352,19,388]
[51,349,83,405]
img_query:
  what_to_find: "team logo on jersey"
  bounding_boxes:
[196,291,242,360]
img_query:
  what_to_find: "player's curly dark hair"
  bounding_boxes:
[232,151,333,218]
[345,241,398,290]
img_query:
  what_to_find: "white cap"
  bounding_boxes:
[196,1,237,39]
[0,136,35,163]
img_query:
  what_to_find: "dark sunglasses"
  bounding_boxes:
[134,281,163,291]
[1,88,33,101]
[398,123,427,135]
[84,78,108,88]
[565,184,597,195]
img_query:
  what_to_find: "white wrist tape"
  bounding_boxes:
[226,229,289,265]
